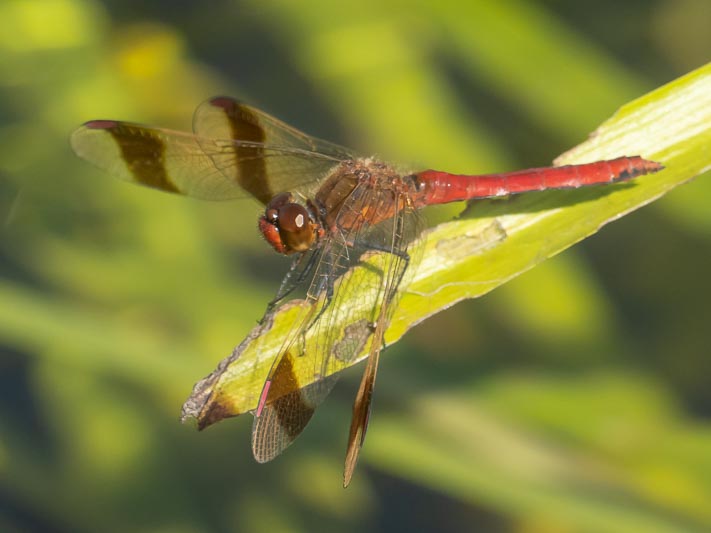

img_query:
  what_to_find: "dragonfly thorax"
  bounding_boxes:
[259,192,321,255]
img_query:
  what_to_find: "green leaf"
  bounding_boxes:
[182,62,711,427]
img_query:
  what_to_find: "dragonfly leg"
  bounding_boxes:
[348,241,411,325]
[265,250,320,314]
[301,266,337,332]
[352,242,411,270]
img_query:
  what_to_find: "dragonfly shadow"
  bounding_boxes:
[457,181,636,220]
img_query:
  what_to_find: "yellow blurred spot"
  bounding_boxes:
[237,494,301,533]
[0,0,101,51]
[114,24,184,80]
[495,253,611,344]
[80,403,153,479]
[35,360,154,482]
[286,454,374,517]
[307,21,413,78]
[638,464,711,518]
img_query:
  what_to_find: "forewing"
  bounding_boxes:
[70,121,248,200]
[71,97,354,203]
[193,97,355,204]
[251,179,421,465]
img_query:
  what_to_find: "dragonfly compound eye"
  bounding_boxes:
[264,193,292,225]
[278,203,315,253]
[265,207,279,223]
[259,193,314,255]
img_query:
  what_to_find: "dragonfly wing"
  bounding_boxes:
[251,179,421,470]
[71,97,354,203]
[193,97,355,204]
[252,360,339,463]
[70,121,248,200]
[343,327,382,487]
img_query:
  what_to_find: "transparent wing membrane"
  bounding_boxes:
[251,176,421,468]
[71,97,354,203]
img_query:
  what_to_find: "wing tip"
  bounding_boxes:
[250,412,276,464]
[208,96,240,112]
[70,120,118,154]
[83,119,119,130]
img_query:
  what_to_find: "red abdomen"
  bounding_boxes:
[413,156,663,207]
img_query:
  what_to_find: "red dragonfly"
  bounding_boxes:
[71,97,663,486]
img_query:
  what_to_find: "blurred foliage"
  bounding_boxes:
[0,1,710,532]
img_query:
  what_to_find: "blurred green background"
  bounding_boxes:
[1,1,710,532]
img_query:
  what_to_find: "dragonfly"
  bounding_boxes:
[71,97,663,486]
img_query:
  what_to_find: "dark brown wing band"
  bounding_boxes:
[207,97,273,204]
[99,121,180,193]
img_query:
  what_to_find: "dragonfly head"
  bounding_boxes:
[259,193,318,255]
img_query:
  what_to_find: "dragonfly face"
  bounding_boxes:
[259,192,320,255]
[71,96,663,486]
